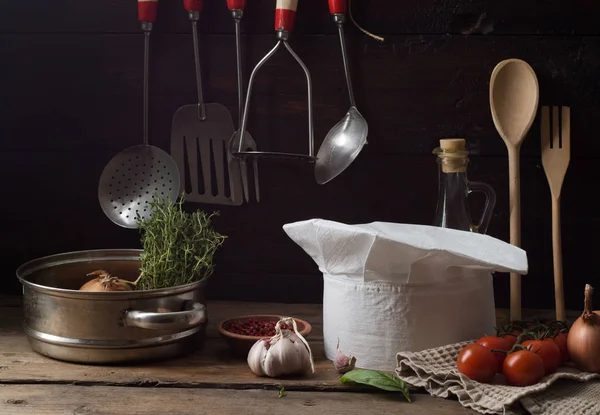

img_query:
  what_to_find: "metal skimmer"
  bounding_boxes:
[231,0,315,163]
[98,0,180,229]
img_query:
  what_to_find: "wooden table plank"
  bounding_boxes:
[0,299,580,389]
[0,384,475,415]
[0,334,370,391]
[0,297,577,415]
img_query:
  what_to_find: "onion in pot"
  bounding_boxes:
[567,284,600,373]
[79,270,137,292]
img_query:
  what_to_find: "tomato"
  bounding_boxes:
[502,332,519,348]
[551,332,570,364]
[522,339,561,375]
[503,350,545,386]
[476,336,512,371]
[456,344,499,383]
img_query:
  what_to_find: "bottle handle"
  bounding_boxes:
[468,181,496,234]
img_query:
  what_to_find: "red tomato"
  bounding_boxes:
[503,350,545,386]
[522,339,561,375]
[551,332,569,364]
[456,344,499,383]
[476,336,512,371]
[501,331,520,348]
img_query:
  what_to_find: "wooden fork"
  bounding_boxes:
[541,106,571,321]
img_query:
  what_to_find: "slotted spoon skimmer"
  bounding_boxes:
[98,0,180,229]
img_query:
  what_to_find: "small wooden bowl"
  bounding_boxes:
[217,314,312,358]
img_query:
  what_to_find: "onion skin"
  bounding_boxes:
[79,270,134,292]
[567,284,600,373]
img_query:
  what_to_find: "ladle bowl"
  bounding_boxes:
[315,106,368,184]
[315,3,368,185]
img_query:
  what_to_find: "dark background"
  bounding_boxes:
[1,0,599,310]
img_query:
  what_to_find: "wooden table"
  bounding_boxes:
[0,297,573,414]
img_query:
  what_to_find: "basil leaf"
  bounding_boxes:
[340,369,412,402]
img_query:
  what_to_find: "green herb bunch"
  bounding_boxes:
[136,194,226,290]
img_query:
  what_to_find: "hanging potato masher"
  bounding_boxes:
[231,0,315,162]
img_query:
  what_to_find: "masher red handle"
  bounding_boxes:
[227,0,246,10]
[275,0,298,32]
[328,0,347,14]
[138,0,158,23]
[184,0,204,12]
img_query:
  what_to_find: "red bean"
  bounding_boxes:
[227,319,290,336]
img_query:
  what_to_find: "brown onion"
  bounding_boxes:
[567,284,600,373]
[79,270,135,292]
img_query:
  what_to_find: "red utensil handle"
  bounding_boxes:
[184,0,203,12]
[227,0,246,10]
[328,0,347,14]
[275,0,298,32]
[138,0,158,23]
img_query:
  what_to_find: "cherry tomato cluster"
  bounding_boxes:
[456,319,570,386]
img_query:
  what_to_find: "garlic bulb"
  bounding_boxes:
[247,317,315,377]
[333,338,356,373]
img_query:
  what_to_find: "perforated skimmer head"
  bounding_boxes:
[98,145,181,229]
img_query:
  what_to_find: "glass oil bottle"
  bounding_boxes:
[432,138,497,234]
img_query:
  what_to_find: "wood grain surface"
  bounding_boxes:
[0,300,580,388]
[0,385,472,415]
[1,0,599,311]
[0,300,578,414]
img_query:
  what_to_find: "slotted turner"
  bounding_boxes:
[541,105,571,321]
[170,0,242,205]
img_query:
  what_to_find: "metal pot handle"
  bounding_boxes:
[122,301,207,330]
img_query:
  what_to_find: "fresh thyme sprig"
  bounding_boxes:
[135,194,226,290]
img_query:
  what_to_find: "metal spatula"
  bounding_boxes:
[227,0,260,203]
[170,0,242,205]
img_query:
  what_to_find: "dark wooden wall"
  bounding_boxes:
[1,1,599,311]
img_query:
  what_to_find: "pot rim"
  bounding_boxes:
[16,248,207,300]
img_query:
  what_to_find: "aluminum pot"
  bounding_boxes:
[16,249,208,364]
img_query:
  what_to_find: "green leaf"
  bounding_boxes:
[277,386,286,398]
[340,369,412,402]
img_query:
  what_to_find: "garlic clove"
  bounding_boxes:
[286,317,315,374]
[247,338,270,377]
[263,331,313,377]
[334,339,356,373]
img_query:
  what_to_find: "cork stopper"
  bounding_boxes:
[439,138,466,153]
[436,138,468,173]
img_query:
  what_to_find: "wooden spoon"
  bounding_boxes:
[489,59,539,321]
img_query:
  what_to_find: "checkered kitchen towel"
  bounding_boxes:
[395,341,600,415]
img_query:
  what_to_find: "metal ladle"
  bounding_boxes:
[314,0,368,185]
